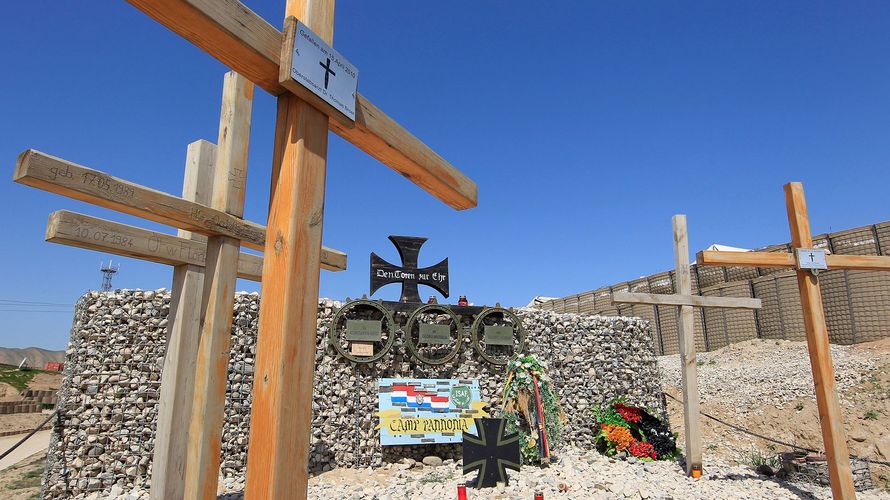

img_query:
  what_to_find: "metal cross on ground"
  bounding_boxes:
[696,182,890,500]
[462,418,521,488]
[612,215,762,478]
[370,235,449,303]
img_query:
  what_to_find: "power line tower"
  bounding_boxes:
[99,260,120,292]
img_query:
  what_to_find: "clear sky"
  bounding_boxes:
[1,2,888,350]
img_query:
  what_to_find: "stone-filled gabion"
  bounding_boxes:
[43,290,662,498]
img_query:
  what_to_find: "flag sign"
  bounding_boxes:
[376,378,487,445]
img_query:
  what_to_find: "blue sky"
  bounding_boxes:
[1,2,888,350]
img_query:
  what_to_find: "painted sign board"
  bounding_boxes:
[288,20,358,121]
[376,378,488,445]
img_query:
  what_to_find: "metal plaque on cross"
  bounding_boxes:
[370,235,449,303]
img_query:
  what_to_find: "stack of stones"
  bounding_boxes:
[42,290,662,498]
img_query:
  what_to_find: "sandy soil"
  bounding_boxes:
[0,383,22,402]
[663,337,890,490]
[0,413,54,436]
[0,450,44,499]
[27,373,61,392]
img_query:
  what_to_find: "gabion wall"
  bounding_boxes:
[42,290,662,498]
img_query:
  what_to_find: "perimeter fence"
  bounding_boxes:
[538,221,890,355]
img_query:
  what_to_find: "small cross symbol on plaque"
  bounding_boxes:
[809,252,816,263]
[319,57,336,89]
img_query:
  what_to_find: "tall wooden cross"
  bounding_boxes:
[696,182,890,500]
[120,1,477,499]
[612,215,762,477]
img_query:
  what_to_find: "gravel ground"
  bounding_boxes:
[209,446,888,499]
[657,339,876,413]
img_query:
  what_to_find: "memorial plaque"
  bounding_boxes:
[345,319,382,342]
[287,20,358,121]
[484,325,514,346]
[419,324,451,345]
[795,248,829,270]
[376,378,487,446]
[350,342,374,357]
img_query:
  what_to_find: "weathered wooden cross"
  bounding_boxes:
[696,182,890,500]
[612,214,762,477]
[15,71,346,499]
[113,1,474,499]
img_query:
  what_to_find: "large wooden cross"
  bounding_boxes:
[120,1,476,499]
[16,71,344,499]
[611,215,762,477]
[696,182,890,500]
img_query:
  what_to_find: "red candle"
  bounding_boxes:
[457,484,468,500]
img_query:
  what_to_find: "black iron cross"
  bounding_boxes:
[462,418,521,488]
[370,235,449,303]
[319,57,336,89]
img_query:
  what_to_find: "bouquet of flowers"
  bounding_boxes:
[593,398,678,461]
[499,355,566,465]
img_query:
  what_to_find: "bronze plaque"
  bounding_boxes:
[419,324,451,345]
[346,319,382,341]
[484,325,514,346]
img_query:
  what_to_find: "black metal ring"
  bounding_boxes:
[328,299,397,364]
[470,307,527,365]
[404,304,464,365]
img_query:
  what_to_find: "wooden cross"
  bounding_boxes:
[612,215,762,477]
[120,1,477,498]
[696,182,890,500]
[14,71,345,500]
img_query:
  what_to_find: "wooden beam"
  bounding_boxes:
[184,72,253,500]
[611,291,761,310]
[673,215,702,477]
[246,1,330,497]
[827,254,890,271]
[45,210,345,274]
[14,149,266,250]
[697,249,890,272]
[15,150,347,270]
[152,139,215,500]
[124,0,478,210]
[696,250,794,269]
[784,182,856,499]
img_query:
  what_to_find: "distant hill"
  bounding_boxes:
[0,347,65,369]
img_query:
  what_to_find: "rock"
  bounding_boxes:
[422,456,443,467]
[755,464,774,476]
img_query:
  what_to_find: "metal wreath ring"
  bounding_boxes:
[470,306,527,365]
[404,304,464,365]
[328,299,397,364]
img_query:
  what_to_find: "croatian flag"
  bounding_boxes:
[391,384,449,409]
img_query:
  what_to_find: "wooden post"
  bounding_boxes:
[245,1,332,497]
[184,72,254,500]
[784,183,856,499]
[152,139,216,499]
[672,215,702,476]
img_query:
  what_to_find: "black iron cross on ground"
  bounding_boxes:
[370,235,449,303]
[319,57,335,89]
[462,418,521,488]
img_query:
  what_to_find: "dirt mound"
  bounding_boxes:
[659,338,890,490]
